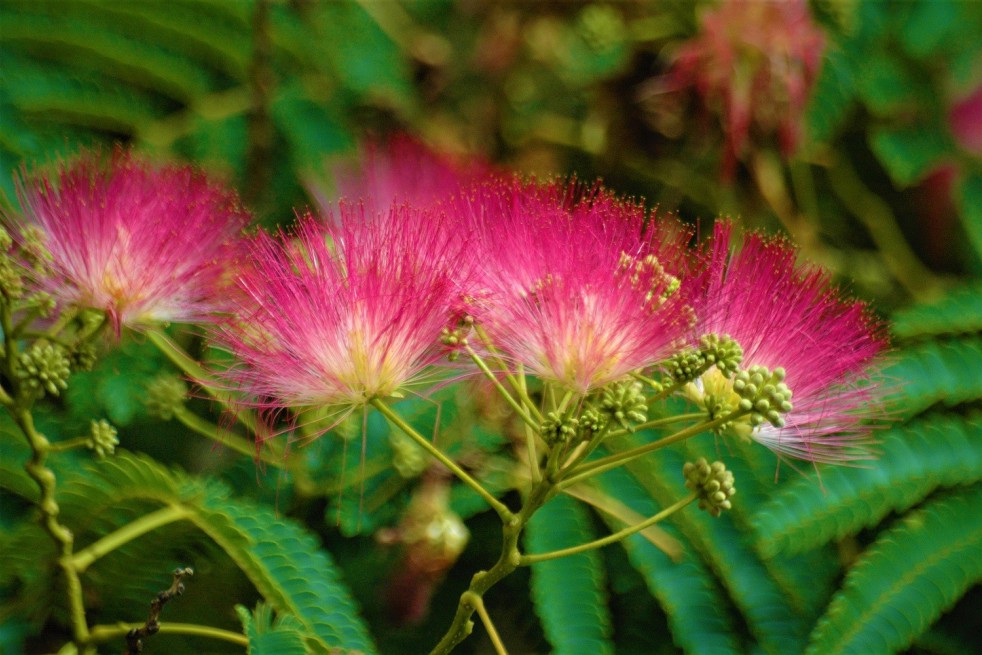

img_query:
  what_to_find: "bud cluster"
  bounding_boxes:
[732,365,793,429]
[598,380,648,431]
[683,457,736,517]
[86,419,119,458]
[17,343,71,399]
[666,333,743,383]
[145,375,189,420]
[440,315,474,362]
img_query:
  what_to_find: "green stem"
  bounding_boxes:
[371,398,513,521]
[472,325,543,423]
[144,328,259,434]
[468,592,508,655]
[88,622,248,647]
[72,505,191,573]
[558,410,747,491]
[48,436,91,453]
[520,494,696,565]
[465,346,538,430]
[173,406,284,468]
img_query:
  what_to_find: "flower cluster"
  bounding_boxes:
[1,139,886,463]
[672,0,826,177]
[2,148,250,331]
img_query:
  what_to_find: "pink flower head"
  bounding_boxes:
[686,222,886,463]
[5,148,250,330]
[213,205,465,418]
[457,178,695,396]
[673,0,825,177]
[312,133,495,215]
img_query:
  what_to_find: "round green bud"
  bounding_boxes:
[17,343,71,399]
[86,419,119,458]
[683,457,736,517]
[145,375,189,420]
[598,381,647,431]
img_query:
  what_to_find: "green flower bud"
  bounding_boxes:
[145,375,188,420]
[68,342,98,372]
[599,380,647,431]
[732,365,794,429]
[390,430,427,479]
[17,343,71,399]
[540,410,580,444]
[86,419,119,458]
[683,457,736,517]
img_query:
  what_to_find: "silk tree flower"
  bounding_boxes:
[684,222,886,463]
[456,178,696,396]
[212,205,466,420]
[310,133,495,215]
[672,0,825,178]
[4,148,250,330]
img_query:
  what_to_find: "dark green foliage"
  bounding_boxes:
[881,336,982,417]
[237,603,307,655]
[806,485,982,655]
[752,413,982,557]
[892,283,982,339]
[526,493,614,655]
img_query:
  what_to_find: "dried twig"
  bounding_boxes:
[124,567,194,655]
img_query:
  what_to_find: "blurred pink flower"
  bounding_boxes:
[213,205,466,418]
[5,148,249,331]
[688,222,886,463]
[456,178,695,395]
[673,0,825,178]
[311,133,495,215]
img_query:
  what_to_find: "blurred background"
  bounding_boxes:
[1,1,981,654]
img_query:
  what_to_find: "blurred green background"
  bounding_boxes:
[1,1,981,654]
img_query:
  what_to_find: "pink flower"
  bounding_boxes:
[686,222,886,462]
[311,134,495,215]
[672,0,825,178]
[212,205,465,418]
[5,148,249,330]
[457,178,695,396]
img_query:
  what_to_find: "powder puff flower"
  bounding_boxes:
[311,133,495,215]
[3,148,250,330]
[212,205,466,419]
[683,222,886,463]
[456,179,695,396]
[672,0,825,178]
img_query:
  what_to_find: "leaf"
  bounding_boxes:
[52,452,377,654]
[957,172,982,263]
[610,434,810,655]
[237,603,308,655]
[806,485,982,655]
[869,124,952,188]
[805,48,855,144]
[752,413,982,558]
[892,282,982,339]
[526,493,614,655]
[881,336,982,417]
[591,467,742,655]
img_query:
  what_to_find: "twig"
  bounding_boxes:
[124,567,194,655]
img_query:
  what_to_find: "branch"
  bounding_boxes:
[124,567,194,655]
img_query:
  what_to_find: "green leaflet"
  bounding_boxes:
[51,451,377,654]
[237,603,308,655]
[882,336,982,417]
[591,468,741,655]
[806,485,982,655]
[891,282,982,339]
[752,413,982,558]
[611,434,810,655]
[526,493,614,655]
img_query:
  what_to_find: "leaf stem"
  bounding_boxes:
[467,591,509,655]
[558,410,746,490]
[72,505,191,573]
[371,398,513,521]
[173,406,284,468]
[88,622,248,647]
[519,494,696,565]
[465,345,538,430]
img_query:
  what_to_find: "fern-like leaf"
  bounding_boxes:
[526,493,614,655]
[237,603,308,655]
[883,336,982,417]
[611,433,810,655]
[590,468,742,655]
[752,413,982,557]
[52,451,377,654]
[805,484,982,655]
[892,282,982,339]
